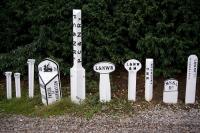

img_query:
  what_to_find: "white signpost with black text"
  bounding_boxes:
[124,59,142,101]
[38,58,61,105]
[163,79,178,104]
[145,59,153,102]
[93,62,115,102]
[70,9,86,103]
[185,55,198,104]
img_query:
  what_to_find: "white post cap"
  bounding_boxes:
[146,58,153,61]
[5,72,12,76]
[14,73,21,77]
[27,59,35,64]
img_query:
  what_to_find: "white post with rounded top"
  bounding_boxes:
[27,59,35,98]
[94,62,115,102]
[14,73,21,98]
[124,59,142,101]
[185,55,198,104]
[5,72,12,99]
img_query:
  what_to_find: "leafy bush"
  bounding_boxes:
[0,0,200,77]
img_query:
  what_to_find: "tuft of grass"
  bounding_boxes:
[0,95,42,115]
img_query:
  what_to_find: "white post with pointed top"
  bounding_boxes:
[27,59,35,98]
[70,9,85,103]
[145,59,153,102]
[5,72,12,99]
[124,59,142,101]
[185,55,198,104]
[14,73,21,98]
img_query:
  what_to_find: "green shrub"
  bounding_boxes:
[0,0,200,77]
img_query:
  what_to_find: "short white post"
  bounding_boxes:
[128,72,137,101]
[5,72,12,99]
[124,59,142,101]
[145,59,153,102]
[70,9,85,103]
[163,79,178,104]
[185,55,198,104]
[99,74,111,102]
[27,59,35,98]
[93,62,115,102]
[14,73,21,98]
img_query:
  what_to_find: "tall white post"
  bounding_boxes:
[14,73,21,98]
[27,59,35,98]
[185,55,198,104]
[70,9,85,103]
[124,59,142,101]
[5,72,12,99]
[145,59,153,102]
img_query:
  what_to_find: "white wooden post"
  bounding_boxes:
[145,59,153,102]
[163,79,178,104]
[5,72,12,99]
[27,59,35,98]
[70,9,85,103]
[124,59,142,101]
[185,55,198,104]
[93,62,115,102]
[14,73,21,98]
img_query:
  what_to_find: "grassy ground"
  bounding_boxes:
[0,70,200,119]
[0,86,152,119]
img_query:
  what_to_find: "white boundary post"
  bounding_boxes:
[5,72,12,99]
[93,62,115,102]
[185,55,198,104]
[163,79,178,104]
[27,59,35,98]
[124,59,142,101]
[145,59,153,102]
[70,9,85,103]
[14,73,21,98]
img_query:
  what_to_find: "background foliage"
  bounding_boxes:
[0,0,200,77]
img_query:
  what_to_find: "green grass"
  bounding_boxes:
[1,79,199,119]
[0,92,156,119]
[0,88,142,119]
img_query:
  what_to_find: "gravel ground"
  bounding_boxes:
[0,105,200,133]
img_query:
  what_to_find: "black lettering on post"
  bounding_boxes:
[54,81,59,100]
[77,42,82,46]
[73,41,76,46]
[47,87,52,98]
[106,66,110,70]
[77,59,82,63]
[77,50,82,54]
[77,24,81,28]
[77,32,81,37]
